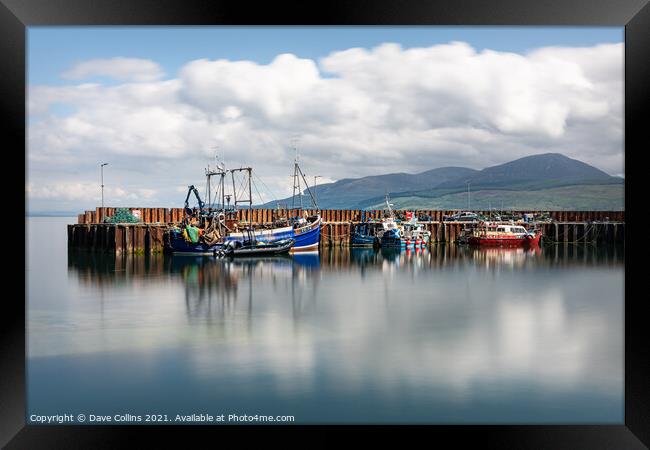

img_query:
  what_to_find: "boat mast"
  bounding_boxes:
[296,164,318,212]
[231,167,253,227]
[385,193,395,219]
[291,145,303,210]
[205,164,227,212]
[288,141,319,214]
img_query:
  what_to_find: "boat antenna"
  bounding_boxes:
[205,145,227,212]
[385,192,395,218]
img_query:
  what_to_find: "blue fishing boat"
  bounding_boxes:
[380,225,404,247]
[167,227,222,255]
[290,214,321,252]
[379,195,405,247]
[166,225,294,256]
[381,222,431,248]
[224,215,321,253]
[168,153,321,254]
[224,151,321,252]
[378,195,431,248]
[351,222,382,247]
[277,151,321,252]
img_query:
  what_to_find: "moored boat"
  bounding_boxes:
[223,214,320,252]
[379,195,404,247]
[379,218,403,247]
[351,222,382,247]
[284,151,321,252]
[290,214,321,252]
[220,238,295,256]
[379,196,430,248]
[226,150,322,252]
[401,212,431,248]
[167,153,321,254]
[168,229,294,257]
[466,222,542,247]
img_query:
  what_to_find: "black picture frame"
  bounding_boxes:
[4,0,648,447]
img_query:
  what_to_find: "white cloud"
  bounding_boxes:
[62,57,165,82]
[28,41,623,209]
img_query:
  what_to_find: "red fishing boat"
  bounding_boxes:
[466,222,542,247]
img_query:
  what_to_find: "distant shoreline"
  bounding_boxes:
[26,212,78,217]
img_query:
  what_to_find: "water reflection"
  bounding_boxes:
[66,244,624,328]
[49,244,627,422]
[67,243,624,284]
[159,255,322,326]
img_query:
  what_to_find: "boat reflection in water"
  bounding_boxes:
[67,243,623,320]
[56,243,627,423]
[165,254,320,325]
[67,243,623,286]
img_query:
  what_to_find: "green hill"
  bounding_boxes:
[261,153,624,210]
[364,184,624,211]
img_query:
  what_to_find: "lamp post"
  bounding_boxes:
[101,163,109,207]
[467,181,471,211]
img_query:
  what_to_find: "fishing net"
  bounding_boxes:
[104,208,141,223]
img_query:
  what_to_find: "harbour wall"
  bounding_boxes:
[68,207,625,254]
[76,207,625,225]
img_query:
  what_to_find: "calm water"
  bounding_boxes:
[27,217,624,424]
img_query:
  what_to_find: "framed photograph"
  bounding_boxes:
[4,0,648,446]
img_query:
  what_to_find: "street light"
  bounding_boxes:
[100,163,109,207]
[466,181,471,211]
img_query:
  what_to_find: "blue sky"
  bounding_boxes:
[28,26,623,85]
[27,27,624,212]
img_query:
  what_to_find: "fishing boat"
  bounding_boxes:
[225,155,321,252]
[226,213,321,252]
[466,222,542,247]
[401,212,431,247]
[379,195,430,248]
[379,195,405,247]
[219,238,295,256]
[167,228,294,257]
[351,221,383,247]
[287,150,321,252]
[166,162,245,255]
[378,194,401,247]
[166,228,222,255]
[167,152,320,254]
[289,213,321,252]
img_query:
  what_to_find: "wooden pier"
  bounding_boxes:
[68,207,625,254]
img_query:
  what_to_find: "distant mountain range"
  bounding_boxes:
[264,153,624,211]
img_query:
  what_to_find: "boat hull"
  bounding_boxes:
[468,232,542,247]
[291,217,321,252]
[224,217,321,252]
[225,225,293,243]
[351,233,378,247]
[226,239,294,256]
[381,239,428,248]
[166,231,221,254]
[381,235,428,248]
[168,234,294,256]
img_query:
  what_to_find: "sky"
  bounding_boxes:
[26,27,624,212]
